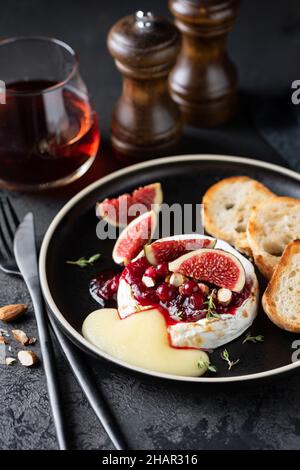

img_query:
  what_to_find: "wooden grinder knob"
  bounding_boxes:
[169,0,240,127]
[107,11,182,160]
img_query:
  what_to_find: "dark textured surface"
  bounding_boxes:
[0,0,300,451]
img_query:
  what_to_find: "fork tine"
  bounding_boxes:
[0,199,14,246]
[0,196,20,248]
[0,224,11,258]
[0,196,20,263]
[6,197,20,231]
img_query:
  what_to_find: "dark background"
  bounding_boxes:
[1,0,300,450]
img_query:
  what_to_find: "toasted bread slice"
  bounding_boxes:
[247,196,300,279]
[202,176,274,255]
[262,240,300,332]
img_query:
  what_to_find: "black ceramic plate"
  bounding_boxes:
[39,155,300,382]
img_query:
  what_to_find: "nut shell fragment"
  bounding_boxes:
[12,329,30,345]
[18,350,38,367]
[5,357,16,366]
[28,337,37,345]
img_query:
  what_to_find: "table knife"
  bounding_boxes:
[14,212,68,450]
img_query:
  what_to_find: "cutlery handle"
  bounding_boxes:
[27,280,68,450]
[48,315,128,451]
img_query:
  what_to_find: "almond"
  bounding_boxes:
[18,350,38,367]
[169,273,187,287]
[142,275,155,287]
[0,304,28,322]
[217,288,232,306]
[12,329,30,345]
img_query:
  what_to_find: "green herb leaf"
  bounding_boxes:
[220,349,240,370]
[197,360,217,373]
[207,363,218,373]
[242,332,265,344]
[88,253,102,264]
[66,253,101,268]
[204,289,220,319]
[206,311,221,319]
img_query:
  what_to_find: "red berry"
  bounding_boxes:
[189,292,204,309]
[140,289,158,303]
[156,282,177,302]
[155,262,169,277]
[109,274,121,294]
[144,266,158,280]
[181,280,199,296]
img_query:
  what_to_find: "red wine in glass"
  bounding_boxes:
[0,37,100,190]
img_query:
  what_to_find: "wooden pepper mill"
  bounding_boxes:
[169,0,240,127]
[107,11,182,160]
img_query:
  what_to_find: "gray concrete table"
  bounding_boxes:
[1,0,300,450]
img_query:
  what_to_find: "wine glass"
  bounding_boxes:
[0,36,100,191]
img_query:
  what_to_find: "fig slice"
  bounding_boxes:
[168,248,246,292]
[96,182,163,227]
[113,210,157,265]
[144,237,216,265]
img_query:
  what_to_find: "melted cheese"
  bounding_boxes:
[82,308,209,377]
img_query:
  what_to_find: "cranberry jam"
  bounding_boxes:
[120,256,251,323]
[90,271,121,306]
[90,255,251,322]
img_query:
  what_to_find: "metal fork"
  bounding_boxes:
[0,196,127,450]
[0,196,68,449]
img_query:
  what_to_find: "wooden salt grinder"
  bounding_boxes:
[107,11,182,160]
[169,0,240,127]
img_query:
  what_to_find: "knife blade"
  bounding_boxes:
[14,212,68,450]
[14,213,39,283]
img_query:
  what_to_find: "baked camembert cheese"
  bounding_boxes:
[83,234,258,376]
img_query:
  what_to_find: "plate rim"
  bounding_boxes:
[39,154,300,383]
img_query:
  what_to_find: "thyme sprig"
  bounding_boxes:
[197,360,217,373]
[66,253,101,268]
[204,289,220,319]
[242,332,264,344]
[220,349,240,370]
